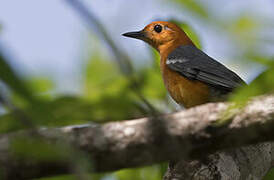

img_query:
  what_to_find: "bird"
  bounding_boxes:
[122,21,246,108]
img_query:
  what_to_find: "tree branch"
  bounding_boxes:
[0,95,273,179]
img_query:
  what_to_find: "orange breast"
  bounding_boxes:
[161,64,210,108]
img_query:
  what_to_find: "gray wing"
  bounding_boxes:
[167,45,246,92]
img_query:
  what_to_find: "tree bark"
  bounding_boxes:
[164,142,274,180]
[0,95,273,179]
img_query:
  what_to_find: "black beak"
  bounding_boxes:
[122,31,146,40]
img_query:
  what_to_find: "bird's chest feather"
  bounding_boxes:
[160,61,210,108]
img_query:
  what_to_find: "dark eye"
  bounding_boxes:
[154,25,162,33]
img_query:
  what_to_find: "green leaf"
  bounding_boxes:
[264,168,274,180]
[230,16,258,35]
[115,165,163,180]
[230,68,274,103]
[246,54,274,68]
[26,77,54,94]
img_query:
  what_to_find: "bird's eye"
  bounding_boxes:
[154,25,162,33]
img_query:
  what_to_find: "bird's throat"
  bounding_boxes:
[158,40,181,56]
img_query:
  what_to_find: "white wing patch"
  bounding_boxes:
[166,59,186,65]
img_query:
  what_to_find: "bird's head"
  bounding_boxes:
[123,21,194,53]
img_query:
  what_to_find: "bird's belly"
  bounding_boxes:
[163,68,210,108]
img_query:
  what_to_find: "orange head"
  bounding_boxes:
[123,21,194,53]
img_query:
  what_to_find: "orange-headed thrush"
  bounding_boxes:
[123,21,246,108]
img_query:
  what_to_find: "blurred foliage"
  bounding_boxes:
[0,0,274,179]
[0,47,167,133]
[230,68,274,103]
[114,165,165,180]
[227,15,259,43]
[264,168,274,180]
[0,52,38,105]
[173,0,209,18]
[36,164,167,180]
[84,54,142,120]
[26,77,54,95]
[83,50,167,120]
